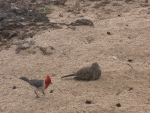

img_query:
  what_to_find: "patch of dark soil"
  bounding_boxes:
[0,0,61,51]
[15,41,55,55]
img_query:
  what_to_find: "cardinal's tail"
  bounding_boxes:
[19,77,30,83]
[61,74,75,78]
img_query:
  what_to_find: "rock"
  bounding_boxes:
[70,19,94,26]
[50,90,54,93]
[128,87,133,91]
[12,86,16,89]
[109,56,118,60]
[85,100,92,104]
[112,56,118,60]
[107,31,111,35]
[118,14,121,17]
[116,103,121,107]
[128,59,133,62]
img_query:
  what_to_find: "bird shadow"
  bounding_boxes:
[61,77,92,82]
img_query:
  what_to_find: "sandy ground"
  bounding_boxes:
[0,0,150,113]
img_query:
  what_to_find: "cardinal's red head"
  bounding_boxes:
[45,75,52,89]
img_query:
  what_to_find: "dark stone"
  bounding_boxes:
[50,90,53,93]
[116,103,121,107]
[70,19,94,26]
[12,86,16,89]
[85,100,92,104]
[128,87,133,91]
[128,59,132,62]
[107,31,111,35]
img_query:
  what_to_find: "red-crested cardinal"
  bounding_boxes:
[19,75,52,98]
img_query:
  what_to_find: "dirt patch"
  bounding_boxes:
[0,0,62,51]
[0,0,150,113]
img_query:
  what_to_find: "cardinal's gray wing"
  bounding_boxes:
[29,80,44,88]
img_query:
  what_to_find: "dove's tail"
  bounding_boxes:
[61,74,75,78]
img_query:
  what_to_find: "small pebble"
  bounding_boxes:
[128,87,133,91]
[116,103,121,107]
[128,36,131,39]
[128,59,132,62]
[50,90,53,93]
[107,31,111,35]
[112,56,118,60]
[85,100,92,104]
[12,86,16,89]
